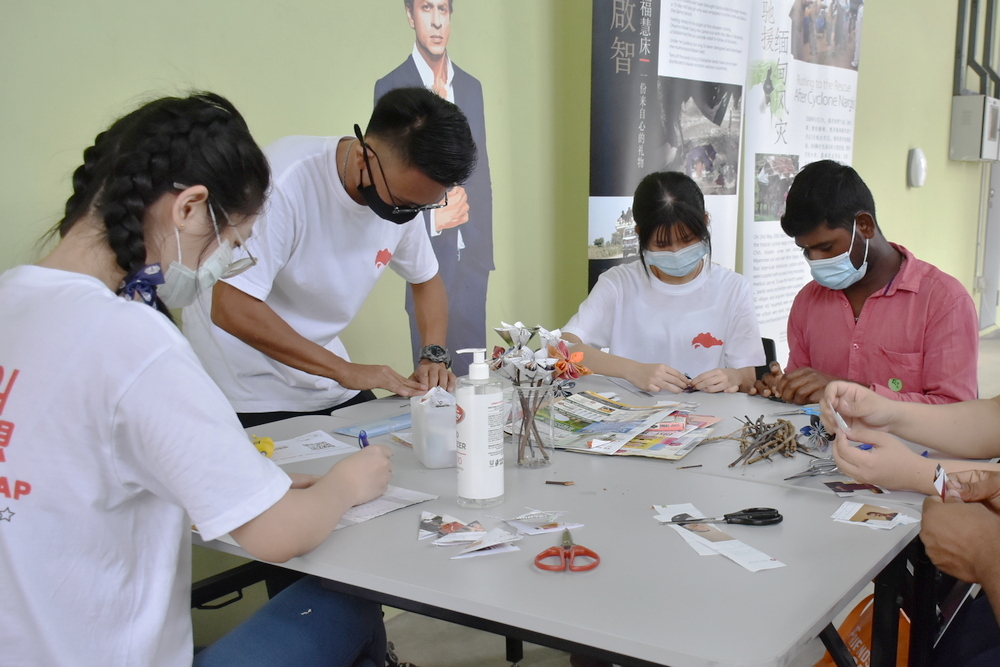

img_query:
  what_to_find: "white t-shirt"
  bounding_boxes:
[183,136,439,413]
[0,266,290,667]
[563,260,764,376]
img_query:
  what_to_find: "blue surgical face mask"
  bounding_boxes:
[644,240,708,278]
[806,220,869,290]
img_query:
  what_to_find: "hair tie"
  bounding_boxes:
[120,264,165,306]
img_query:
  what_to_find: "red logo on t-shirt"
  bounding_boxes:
[375,248,393,269]
[691,333,723,349]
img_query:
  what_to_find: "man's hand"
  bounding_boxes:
[749,362,783,398]
[413,360,456,392]
[690,368,741,393]
[948,469,1000,514]
[338,362,428,397]
[625,362,690,393]
[432,186,469,232]
[773,366,840,404]
[922,493,1000,584]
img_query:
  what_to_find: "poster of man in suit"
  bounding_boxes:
[375,0,493,377]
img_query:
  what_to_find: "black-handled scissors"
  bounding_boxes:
[659,507,783,526]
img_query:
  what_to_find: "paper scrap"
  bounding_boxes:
[433,521,487,545]
[335,486,437,530]
[418,512,468,540]
[653,504,786,571]
[269,430,357,464]
[831,501,919,530]
[652,504,720,556]
[450,527,522,559]
[504,520,583,536]
[933,465,948,501]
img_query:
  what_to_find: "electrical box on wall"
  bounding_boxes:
[950,95,1000,161]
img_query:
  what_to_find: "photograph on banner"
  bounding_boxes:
[788,0,864,70]
[740,0,863,365]
[658,76,742,196]
[753,154,798,222]
[374,0,494,377]
[656,0,751,270]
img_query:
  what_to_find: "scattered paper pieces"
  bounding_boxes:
[831,501,919,530]
[335,486,437,530]
[451,527,522,559]
[269,430,357,464]
[434,521,487,545]
[823,480,888,497]
[653,504,786,572]
[504,519,583,536]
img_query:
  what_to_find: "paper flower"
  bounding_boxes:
[549,340,592,380]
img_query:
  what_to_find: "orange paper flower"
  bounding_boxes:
[548,341,592,380]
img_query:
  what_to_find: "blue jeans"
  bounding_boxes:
[194,576,386,667]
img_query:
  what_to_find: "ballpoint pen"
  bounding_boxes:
[358,430,370,448]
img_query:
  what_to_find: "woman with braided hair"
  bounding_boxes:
[0,93,390,666]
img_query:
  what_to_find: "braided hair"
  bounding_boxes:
[57,92,270,316]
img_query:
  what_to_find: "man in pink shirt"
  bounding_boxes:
[752,160,978,405]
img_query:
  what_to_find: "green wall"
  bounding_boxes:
[0,0,984,646]
[851,0,985,297]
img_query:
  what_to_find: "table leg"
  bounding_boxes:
[506,637,523,665]
[907,539,937,667]
[819,623,858,667]
[871,549,907,667]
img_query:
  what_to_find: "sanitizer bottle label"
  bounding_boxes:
[456,390,505,499]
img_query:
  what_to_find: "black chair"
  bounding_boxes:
[755,337,777,381]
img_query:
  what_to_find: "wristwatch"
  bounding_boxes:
[419,344,452,369]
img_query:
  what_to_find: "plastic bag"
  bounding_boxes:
[814,594,910,667]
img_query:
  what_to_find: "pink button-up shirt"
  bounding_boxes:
[786,244,978,403]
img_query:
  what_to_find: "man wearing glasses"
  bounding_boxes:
[183,87,477,428]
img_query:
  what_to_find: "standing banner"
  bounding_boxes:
[589,0,751,289]
[741,0,864,365]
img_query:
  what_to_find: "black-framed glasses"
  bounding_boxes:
[353,124,448,215]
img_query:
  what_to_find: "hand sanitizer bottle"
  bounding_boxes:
[455,348,504,509]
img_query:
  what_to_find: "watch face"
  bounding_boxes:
[421,345,451,367]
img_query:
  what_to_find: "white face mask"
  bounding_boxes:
[806,220,869,290]
[158,227,233,309]
[644,240,708,278]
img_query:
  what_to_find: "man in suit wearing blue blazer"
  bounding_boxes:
[376,0,493,378]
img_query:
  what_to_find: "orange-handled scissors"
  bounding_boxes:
[534,529,600,572]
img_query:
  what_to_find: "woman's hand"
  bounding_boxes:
[329,444,394,506]
[831,424,935,492]
[820,380,898,435]
[689,368,741,393]
[626,362,690,393]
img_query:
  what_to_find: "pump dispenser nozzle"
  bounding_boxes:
[456,348,490,380]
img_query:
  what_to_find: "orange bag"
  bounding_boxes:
[815,594,910,667]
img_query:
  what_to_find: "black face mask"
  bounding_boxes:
[353,123,420,225]
[358,182,419,224]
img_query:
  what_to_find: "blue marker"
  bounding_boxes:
[358,430,370,449]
